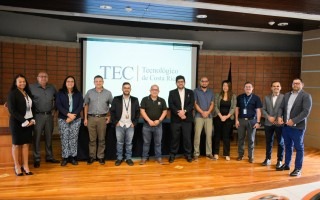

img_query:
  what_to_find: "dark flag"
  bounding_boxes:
[227,62,232,82]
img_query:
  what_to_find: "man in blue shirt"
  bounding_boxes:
[235,82,262,163]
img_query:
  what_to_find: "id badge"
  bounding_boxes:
[243,108,247,115]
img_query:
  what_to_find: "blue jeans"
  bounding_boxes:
[282,126,305,170]
[115,125,134,160]
[264,125,284,161]
[142,123,162,159]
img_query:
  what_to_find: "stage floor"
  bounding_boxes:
[0,134,320,199]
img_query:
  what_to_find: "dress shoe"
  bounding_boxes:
[61,158,68,166]
[193,156,199,162]
[168,155,175,163]
[213,154,219,160]
[14,167,23,176]
[126,159,134,166]
[156,158,163,165]
[98,158,105,165]
[34,161,40,168]
[21,167,33,175]
[261,159,271,166]
[71,157,78,165]
[276,161,282,169]
[276,164,290,171]
[290,169,301,176]
[186,156,192,163]
[225,156,230,161]
[237,156,244,161]
[206,154,214,160]
[46,159,60,163]
[87,157,95,165]
[140,159,147,165]
[115,159,122,166]
[249,157,254,163]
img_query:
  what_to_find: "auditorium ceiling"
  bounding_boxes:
[1,0,320,34]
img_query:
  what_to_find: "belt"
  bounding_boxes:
[240,117,254,120]
[36,111,51,115]
[88,114,107,118]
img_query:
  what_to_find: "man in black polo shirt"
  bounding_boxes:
[235,82,262,163]
[140,85,168,165]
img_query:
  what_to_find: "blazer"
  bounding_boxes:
[262,93,284,126]
[55,91,84,120]
[110,95,140,126]
[7,88,34,123]
[213,93,237,120]
[278,90,312,130]
[168,88,194,123]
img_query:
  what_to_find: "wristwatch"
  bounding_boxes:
[257,122,261,125]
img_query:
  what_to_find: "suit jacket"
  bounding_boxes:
[7,88,34,123]
[168,88,194,123]
[110,95,140,126]
[262,93,284,126]
[213,93,237,120]
[55,91,84,120]
[278,90,312,130]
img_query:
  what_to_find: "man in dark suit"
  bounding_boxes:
[277,78,312,176]
[261,81,284,168]
[168,75,195,163]
[110,82,140,166]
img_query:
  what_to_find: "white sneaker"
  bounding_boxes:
[214,154,219,160]
[226,156,230,161]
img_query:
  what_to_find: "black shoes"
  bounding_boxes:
[169,155,175,163]
[87,157,95,165]
[276,161,282,169]
[262,159,271,166]
[21,167,33,175]
[276,164,290,171]
[140,159,147,165]
[34,161,40,168]
[126,159,134,166]
[98,158,105,165]
[61,158,68,166]
[186,156,193,163]
[71,157,78,165]
[237,156,244,161]
[14,167,23,176]
[115,159,122,166]
[249,157,254,163]
[46,159,60,163]
[290,169,301,176]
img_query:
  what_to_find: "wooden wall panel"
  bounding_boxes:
[301,72,320,87]
[303,29,320,40]
[301,56,320,71]
[302,40,320,55]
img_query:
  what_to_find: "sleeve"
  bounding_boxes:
[229,94,237,116]
[7,91,26,123]
[256,95,263,108]
[292,93,312,124]
[55,93,69,117]
[184,90,195,113]
[214,93,221,114]
[168,91,179,115]
[262,97,269,118]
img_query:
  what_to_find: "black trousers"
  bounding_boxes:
[213,117,233,156]
[170,121,192,157]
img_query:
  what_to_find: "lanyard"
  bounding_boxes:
[244,94,252,108]
[123,97,131,113]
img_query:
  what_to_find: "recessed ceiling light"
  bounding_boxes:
[99,5,112,10]
[278,22,289,26]
[196,14,207,19]
[125,6,133,12]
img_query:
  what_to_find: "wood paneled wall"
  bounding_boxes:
[301,29,320,149]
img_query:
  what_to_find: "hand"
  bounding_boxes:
[106,117,110,124]
[154,120,160,126]
[268,116,276,124]
[201,111,209,118]
[286,119,295,126]
[66,118,73,123]
[220,116,227,122]
[235,120,240,128]
[67,113,77,120]
[116,122,120,127]
[84,119,88,126]
[148,120,156,126]
[178,110,186,119]
[254,123,261,129]
[277,117,284,125]
[27,120,35,127]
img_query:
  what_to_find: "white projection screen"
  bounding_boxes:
[78,34,202,102]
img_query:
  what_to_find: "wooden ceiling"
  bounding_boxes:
[1,0,320,34]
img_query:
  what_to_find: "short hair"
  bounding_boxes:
[271,81,281,86]
[244,81,253,86]
[293,78,303,83]
[94,75,103,80]
[122,82,131,87]
[176,75,185,83]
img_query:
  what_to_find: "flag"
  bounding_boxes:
[228,62,232,82]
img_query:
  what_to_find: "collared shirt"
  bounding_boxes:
[178,88,185,110]
[287,90,300,121]
[84,88,113,114]
[236,93,262,118]
[140,95,167,121]
[29,83,57,112]
[194,87,214,118]
[24,95,33,119]
[119,96,132,127]
[272,94,278,107]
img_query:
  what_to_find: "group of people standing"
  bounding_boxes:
[7,72,312,177]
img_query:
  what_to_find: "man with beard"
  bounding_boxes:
[193,77,214,161]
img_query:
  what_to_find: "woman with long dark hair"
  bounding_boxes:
[55,76,83,166]
[213,80,237,161]
[7,74,35,176]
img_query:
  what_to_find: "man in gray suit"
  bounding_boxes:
[261,81,284,168]
[277,78,312,177]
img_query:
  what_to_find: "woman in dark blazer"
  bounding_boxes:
[7,74,35,176]
[213,80,237,161]
[55,76,84,166]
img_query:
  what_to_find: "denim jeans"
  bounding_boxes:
[142,123,162,159]
[115,125,134,160]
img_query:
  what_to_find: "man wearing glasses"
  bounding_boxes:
[30,72,59,168]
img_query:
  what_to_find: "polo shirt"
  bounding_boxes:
[194,87,214,118]
[29,83,57,113]
[236,93,262,118]
[140,95,167,121]
[84,88,113,114]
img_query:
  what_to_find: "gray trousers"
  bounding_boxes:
[87,116,107,159]
[237,118,256,158]
[33,113,54,162]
